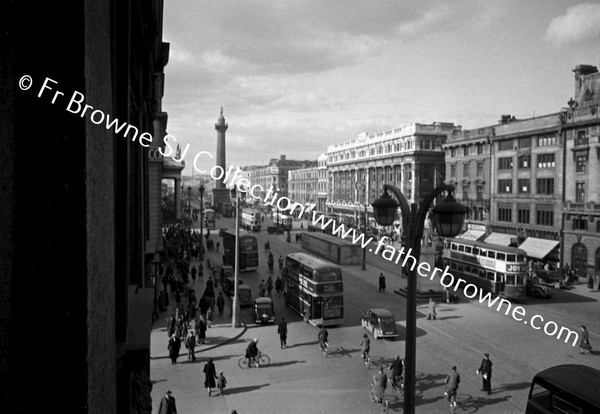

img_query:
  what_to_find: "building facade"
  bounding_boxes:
[288,166,319,207]
[317,153,328,212]
[247,155,317,199]
[326,122,456,223]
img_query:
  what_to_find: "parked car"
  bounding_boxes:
[238,284,252,307]
[224,276,243,297]
[220,265,234,287]
[252,297,275,324]
[534,270,571,289]
[526,281,552,299]
[361,308,399,339]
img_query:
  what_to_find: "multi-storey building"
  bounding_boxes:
[562,64,600,278]
[326,122,456,223]
[443,126,494,240]
[317,153,328,212]
[288,166,319,207]
[247,155,317,199]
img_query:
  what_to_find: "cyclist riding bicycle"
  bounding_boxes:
[245,338,260,366]
[360,333,371,362]
[371,366,388,403]
[388,355,404,388]
[318,327,329,351]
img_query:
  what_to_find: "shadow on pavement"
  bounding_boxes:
[327,347,361,358]
[454,394,512,413]
[414,372,446,394]
[268,360,306,368]
[436,315,464,321]
[285,340,318,348]
[492,381,531,393]
[221,383,271,395]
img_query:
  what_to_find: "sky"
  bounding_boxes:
[162,0,600,174]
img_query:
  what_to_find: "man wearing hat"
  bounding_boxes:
[477,353,493,395]
[158,390,177,414]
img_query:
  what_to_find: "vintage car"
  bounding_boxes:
[252,297,275,324]
[238,284,252,307]
[224,276,243,297]
[534,270,571,290]
[361,308,399,339]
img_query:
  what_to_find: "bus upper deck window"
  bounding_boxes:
[458,245,465,252]
[473,248,479,255]
[487,251,495,258]
[497,253,506,261]
[451,244,457,251]
[507,254,516,262]
[465,247,472,254]
[518,255,525,262]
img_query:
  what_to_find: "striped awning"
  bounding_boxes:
[484,232,514,246]
[457,229,485,241]
[518,238,559,260]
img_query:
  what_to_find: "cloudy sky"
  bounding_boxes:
[162,0,600,173]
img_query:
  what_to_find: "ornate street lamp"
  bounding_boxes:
[371,184,466,414]
[355,182,368,271]
[199,185,205,261]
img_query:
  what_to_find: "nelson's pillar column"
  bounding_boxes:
[212,106,230,213]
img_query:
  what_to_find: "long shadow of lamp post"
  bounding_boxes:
[371,184,467,414]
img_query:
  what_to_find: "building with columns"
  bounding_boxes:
[317,153,328,212]
[325,122,457,223]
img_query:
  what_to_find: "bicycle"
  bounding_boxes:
[238,352,271,369]
[362,350,371,368]
[319,341,329,358]
[389,375,404,396]
[369,387,389,413]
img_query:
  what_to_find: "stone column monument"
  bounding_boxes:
[213,107,231,213]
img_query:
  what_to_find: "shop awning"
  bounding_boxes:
[518,238,559,260]
[484,232,514,246]
[457,229,486,241]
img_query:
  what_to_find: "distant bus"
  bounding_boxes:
[241,209,261,232]
[526,364,600,413]
[272,211,292,231]
[443,238,528,301]
[204,208,216,229]
[222,230,258,272]
[282,252,344,326]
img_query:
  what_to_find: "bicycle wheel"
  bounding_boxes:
[257,354,270,367]
[238,356,250,369]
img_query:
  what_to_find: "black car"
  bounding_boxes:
[253,297,275,324]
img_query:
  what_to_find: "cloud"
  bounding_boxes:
[545,3,600,45]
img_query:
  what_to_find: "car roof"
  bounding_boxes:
[254,297,272,304]
[368,308,394,317]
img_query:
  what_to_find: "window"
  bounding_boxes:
[518,207,530,224]
[537,153,555,168]
[462,185,469,199]
[518,179,530,193]
[450,164,456,178]
[536,178,554,195]
[573,218,588,231]
[499,140,514,151]
[477,144,483,155]
[450,148,456,157]
[476,186,483,200]
[477,162,484,177]
[463,163,470,178]
[498,206,512,222]
[518,155,530,169]
[576,182,585,203]
[536,206,554,226]
[575,130,588,146]
[576,155,587,173]
[463,147,469,156]
[518,137,531,148]
[406,141,412,150]
[537,136,556,146]
[499,157,513,170]
[498,179,512,193]
[421,140,430,150]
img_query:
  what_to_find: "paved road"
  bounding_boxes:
[150,214,600,413]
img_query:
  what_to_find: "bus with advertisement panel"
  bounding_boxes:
[241,208,261,232]
[442,238,528,301]
[282,252,344,327]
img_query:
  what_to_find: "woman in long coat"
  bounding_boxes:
[168,334,181,364]
[580,325,593,354]
[203,358,218,396]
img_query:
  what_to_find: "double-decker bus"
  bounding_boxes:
[222,230,258,272]
[442,238,528,301]
[241,209,261,232]
[204,208,216,229]
[525,364,600,413]
[282,252,344,326]
[272,211,292,231]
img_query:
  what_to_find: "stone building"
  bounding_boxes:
[288,165,319,208]
[325,122,456,222]
[1,1,169,412]
[247,155,317,199]
[317,153,328,212]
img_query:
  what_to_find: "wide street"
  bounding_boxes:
[151,214,600,414]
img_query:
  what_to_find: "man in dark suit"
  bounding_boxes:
[477,353,493,395]
[277,317,288,348]
[158,390,177,414]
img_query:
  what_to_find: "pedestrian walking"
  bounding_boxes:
[216,292,225,317]
[445,366,461,410]
[158,390,177,414]
[580,325,593,354]
[168,334,181,365]
[477,353,493,395]
[196,316,207,344]
[427,298,437,320]
[266,276,273,297]
[378,273,386,293]
[259,279,266,297]
[191,265,197,283]
[206,307,213,327]
[217,371,227,395]
[275,277,283,297]
[216,241,220,253]
[278,317,288,348]
[185,330,196,361]
[278,255,284,273]
[203,358,218,396]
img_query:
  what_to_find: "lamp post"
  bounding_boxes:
[199,185,205,262]
[371,184,467,414]
[356,182,367,271]
[231,188,241,327]
[187,186,192,215]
